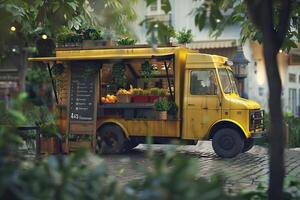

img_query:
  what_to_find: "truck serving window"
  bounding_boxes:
[190,69,217,95]
[218,68,238,94]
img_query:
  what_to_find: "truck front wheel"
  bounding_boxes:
[96,124,127,154]
[212,128,244,158]
[242,138,254,153]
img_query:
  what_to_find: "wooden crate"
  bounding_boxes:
[40,137,59,154]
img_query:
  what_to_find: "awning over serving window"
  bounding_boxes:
[28,53,175,62]
[186,39,237,49]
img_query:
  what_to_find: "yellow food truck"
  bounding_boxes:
[29,45,265,158]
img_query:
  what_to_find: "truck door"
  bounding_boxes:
[183,69,222,139]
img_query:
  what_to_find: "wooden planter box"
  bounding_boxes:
[82,40,107,48]
[148,96,160,103]
[132,96,149,103]
[69,141,92,152]
[40,137,59,154]
[117,94,132,103]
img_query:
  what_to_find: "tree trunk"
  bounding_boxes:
[263,37,285,200]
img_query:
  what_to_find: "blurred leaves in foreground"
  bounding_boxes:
[1,94,300,200]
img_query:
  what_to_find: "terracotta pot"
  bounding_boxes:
[158,111,168,120]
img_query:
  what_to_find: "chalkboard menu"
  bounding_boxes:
[69,64,98,121]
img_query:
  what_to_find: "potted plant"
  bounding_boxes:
[117,37,136,46]
[132,88,148,103]
[81,28,106,47]
[39,117,60,154]
[56,27,83,48]
[154,98,170,120]
[149,88,160,102]
[176,28,193,44]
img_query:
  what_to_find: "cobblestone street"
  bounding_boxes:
[101,142,300,192]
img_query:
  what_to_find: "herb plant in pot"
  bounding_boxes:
[154,98,170,120]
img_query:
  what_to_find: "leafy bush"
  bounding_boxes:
[123,151,230,200]
[240,176,300,199]
[154,98,170,111]
[284,113,300,148]
[257,112,300,148]
[176,28,193,44]
[117,37,136,46]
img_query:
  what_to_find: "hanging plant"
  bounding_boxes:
[141,61,153,79]
[111,63,128,90]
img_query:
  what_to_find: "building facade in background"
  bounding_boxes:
[130,0,299,115]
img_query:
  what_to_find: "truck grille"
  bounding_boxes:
[250,110,264,131]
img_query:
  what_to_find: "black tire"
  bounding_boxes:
[124,141,139,152]
[242,138,255,152]
[212,128,244,158]
[96,124,127,154]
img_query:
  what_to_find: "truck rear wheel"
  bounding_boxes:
[212,128,244,158]
[242,138,254,153]
[96,124,127,154]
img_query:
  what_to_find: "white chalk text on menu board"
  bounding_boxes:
[69,63,98,121]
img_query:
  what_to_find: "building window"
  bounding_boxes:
[289,73,296,82]
[289,88,297,115]
[147,0,164,15]
[258,87,264,96]
[289,54,300,65]
[150,0,158,11]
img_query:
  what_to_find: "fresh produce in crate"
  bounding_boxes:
[116,86,133,103]
[101,94,117,103]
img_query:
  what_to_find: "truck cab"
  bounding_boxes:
[183,53,265,157]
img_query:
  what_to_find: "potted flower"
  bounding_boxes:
[132,88,148,103]
[154,98,170,120]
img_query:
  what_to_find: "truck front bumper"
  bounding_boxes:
[251,129,267,139]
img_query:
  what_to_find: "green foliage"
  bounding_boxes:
[140,19,175,45]
[123,151,230,200]
[26,63,50,85]
[132,88,144,96]
[154,98,170,111]
[141,61,153,79]
[190,0,300,50]
[168,101,178,115]
[176,28,193,44]
[80,28,103,40]
[117,37,137,46]
[284,114,300,148]
[240,176,300,199]
[111,63,128,90]
[150,87,160,96]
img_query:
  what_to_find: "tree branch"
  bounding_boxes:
[276,0,292,48]
[245,0,264,30]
